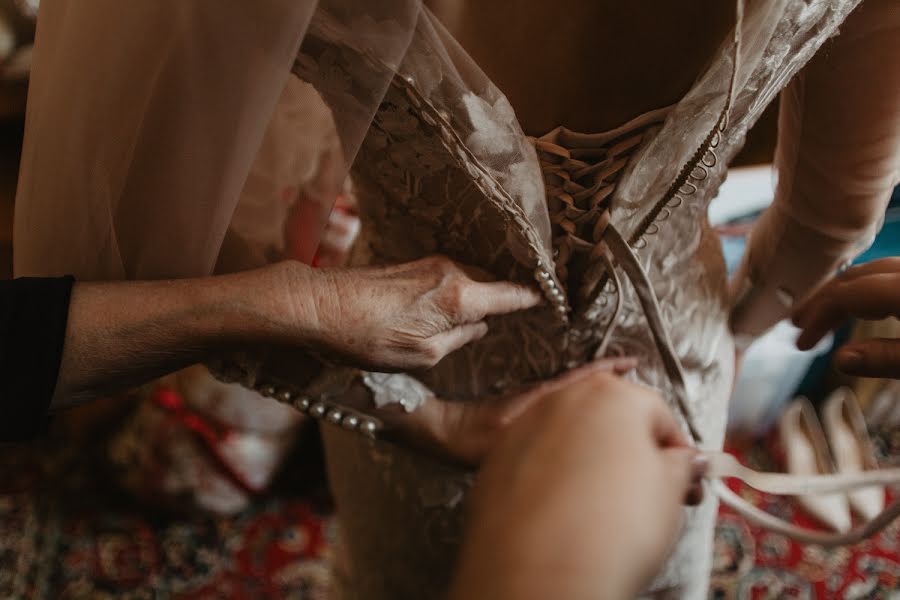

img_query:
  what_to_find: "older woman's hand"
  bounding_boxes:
[279,255,543,371]
[793,258,900,379]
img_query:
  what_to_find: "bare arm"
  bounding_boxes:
[53,256,542,411]
[53,263,298,409]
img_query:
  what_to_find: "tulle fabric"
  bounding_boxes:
[14,0,418,278]
[14,0,831,284]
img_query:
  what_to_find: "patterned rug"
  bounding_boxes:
[3,418,900,599]
[709,435,900,599]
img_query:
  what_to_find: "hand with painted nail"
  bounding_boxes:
[792,258,900,379]
[449,371,704,600]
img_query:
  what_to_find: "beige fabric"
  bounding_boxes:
[731,0,900,336]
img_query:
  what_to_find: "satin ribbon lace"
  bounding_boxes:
[706,451,900,546]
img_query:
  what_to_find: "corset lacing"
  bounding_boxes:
[530,112,702,442]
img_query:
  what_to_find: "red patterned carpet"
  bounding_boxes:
[3,420,900,599]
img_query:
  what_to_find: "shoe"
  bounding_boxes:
[865,380,900,432]
[779,397,851,532]
[822,387,885,521]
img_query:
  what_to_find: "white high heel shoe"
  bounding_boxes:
[865,380,900,433]
[822,387,885,521]
[778,397,852,532]
[709,394,900,547]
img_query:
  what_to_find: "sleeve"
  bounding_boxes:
[729,0,900,339]
[0,276,75,441]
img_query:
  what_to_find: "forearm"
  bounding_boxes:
[52,261,317,409]
[730,0,900,338]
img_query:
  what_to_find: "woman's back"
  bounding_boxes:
[428,0,734,134]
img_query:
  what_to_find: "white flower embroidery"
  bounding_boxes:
[462,93,520,156]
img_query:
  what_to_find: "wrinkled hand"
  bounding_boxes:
[449,371,705,600]
[286,256,542,371]
[793,258,900,379]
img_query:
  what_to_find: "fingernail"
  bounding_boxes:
[837,350,863,372]
[690,454,710,481]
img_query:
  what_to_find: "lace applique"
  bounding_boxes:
[462,93,522,156]
[362,372,432,413]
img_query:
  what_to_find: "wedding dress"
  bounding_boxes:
[13,0,900,599]
[289,3,897,598]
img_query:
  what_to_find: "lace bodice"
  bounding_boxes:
[288,1,865,598]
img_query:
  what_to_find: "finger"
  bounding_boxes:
[663,446,697,507]
[460,280,543,321]
[685,482,705,506]
[794,273,900,350]
[835,258,900,283]
[790,264,891,327]
[834,339,900,379]
[495,358,639,424]
[651,398,690,450]
[685,454,709,505]
[789,259,900,318]
[794,272,900,328]
[602,356,641,376]
[428,322,490,362]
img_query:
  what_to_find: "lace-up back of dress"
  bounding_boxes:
[530,108,670,315]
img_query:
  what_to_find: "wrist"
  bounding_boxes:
[240,260,324,347]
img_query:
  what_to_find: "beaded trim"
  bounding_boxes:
[394,76,570,323]
[251,380,383,438]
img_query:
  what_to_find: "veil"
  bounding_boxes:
[13,0,421,278]
[13,0,862,286]
[13,0,556,280]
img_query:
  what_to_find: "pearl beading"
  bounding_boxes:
[251,381,382,438]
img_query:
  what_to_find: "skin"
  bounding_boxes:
[55,256,540,407]
[449,372,706,600]
[53,255,626,462]
[793,258,900,379]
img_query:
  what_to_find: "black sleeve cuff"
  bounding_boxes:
[0,276,75,442]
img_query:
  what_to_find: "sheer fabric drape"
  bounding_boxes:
[14,0,419,279]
